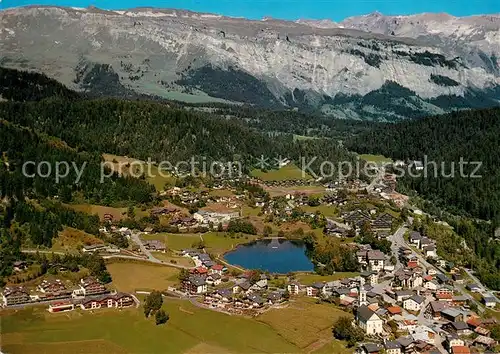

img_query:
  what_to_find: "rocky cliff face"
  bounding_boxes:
[1,6,499,120]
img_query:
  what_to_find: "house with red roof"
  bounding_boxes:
[210,264,224,276]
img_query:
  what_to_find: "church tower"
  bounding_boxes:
[358,276,367,306]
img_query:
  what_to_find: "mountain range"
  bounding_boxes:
[1,6,500,120]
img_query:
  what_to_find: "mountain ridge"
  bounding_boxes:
[1,6,500,120]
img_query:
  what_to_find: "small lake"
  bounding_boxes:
[224,239,314,273]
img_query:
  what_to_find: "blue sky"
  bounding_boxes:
[1,0,499,21]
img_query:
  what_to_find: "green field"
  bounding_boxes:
[1,299,300,354]
[251,164,312,181]
[359,154,392,164]
[302,205,339,218]
[258,297,351,351]
[107,261,180,293]
[141,232,258,254]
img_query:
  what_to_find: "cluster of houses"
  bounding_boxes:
[349,255,499,353]
[193,210,240,227]
[408,231,437,258]
[1,276,137,314]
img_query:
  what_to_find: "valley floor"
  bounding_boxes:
[0,296,351,354]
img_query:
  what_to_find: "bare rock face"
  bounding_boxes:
[1,6,499,120]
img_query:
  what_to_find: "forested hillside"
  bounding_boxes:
[0,67,79,102]
[346,107,500,220]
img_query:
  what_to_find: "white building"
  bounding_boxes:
[357,305,384,335]
[403,295,425,312]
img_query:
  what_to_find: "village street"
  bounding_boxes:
[387,225,486,313]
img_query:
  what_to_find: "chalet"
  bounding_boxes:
[474,335,497,348]
[452,273,464,283]
[182,276,207,294]
[436,285,453,296]
[396,336,415,353]
[384,340,402,354]
[403,295,425,312]
[357,305,384,335]
[393,269,423,289]
[150,206,179,216]
[48,301,75,313]
[247,294,265,307]
[233,282,251,294]
[451,296,468,307]
[423,245,437,258]
[441,308,464,322]
[306,283,326,297]
[409,231,422,246]
[343,210,370,229]
[2,286,31,306]
[214,288,233,302]
[287,282,300,295]
[360,343,383,354]
[466,283,480,292]
[435,273,450,284]
[209,264,224,276]
[323,224,348,237]
[206,274,222,286]
[424,301,444,320]
[371,213,395,232]
[72,277,107,297]
[419,237,432,249]
[267,291,284,304]
[394,290,413,302]
[444,321,471,336]
[482,295,497,308]
[169,216,197,228]
[143,240,166,252]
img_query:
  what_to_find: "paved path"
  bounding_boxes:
[22,245,194,270]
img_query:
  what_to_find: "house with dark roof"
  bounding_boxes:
[466,283,480,292]
[182,276,207,294]
[371,213,395,232]
[444,321,472,336]
[2,286,31,306]
[482,295,497,308]
[384,340,401,354]
[356,305,384,335]
[247,294,264,307]
[403,295,425,312]
[441,308,464,322]
[360,343,383,354]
